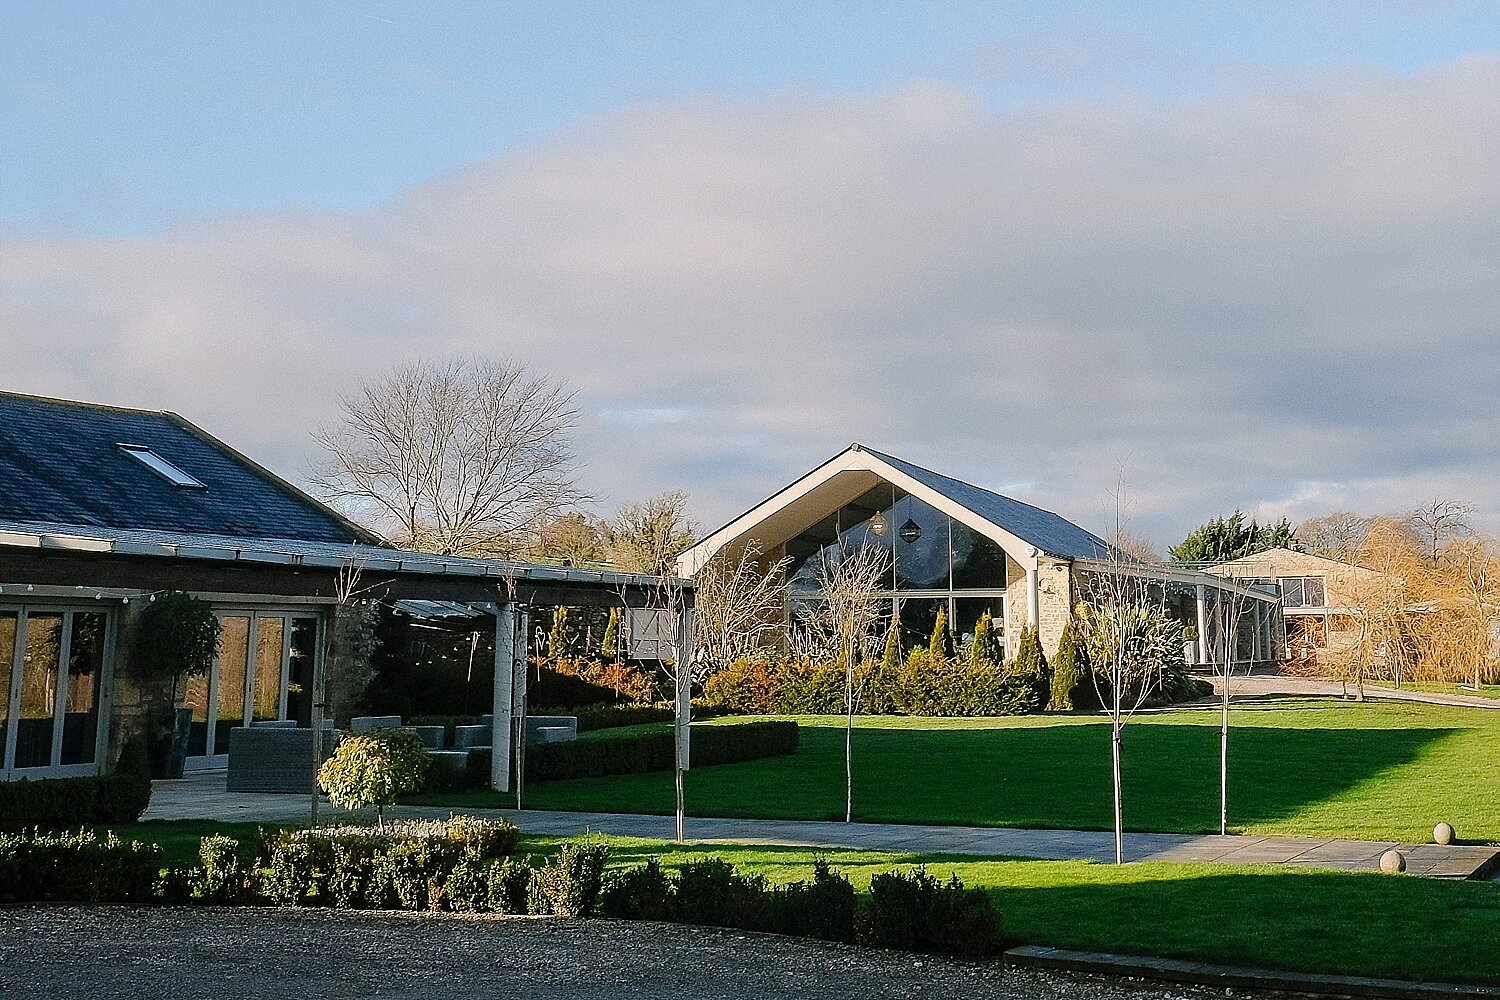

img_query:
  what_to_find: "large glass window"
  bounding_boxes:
[15,613,63,769]
[0,613,15,774]
[783,479,1011,654]
[60,612,105,765]
[285,618,318,727]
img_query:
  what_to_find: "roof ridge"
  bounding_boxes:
[0,388,171,418]
[859,444,1093,527]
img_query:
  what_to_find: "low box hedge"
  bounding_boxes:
[525,720,799,783]
[463,720,799,788]
[0,738,152,833]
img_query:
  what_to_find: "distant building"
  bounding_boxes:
[678,443,1278,661]
[1206,547,1384,667]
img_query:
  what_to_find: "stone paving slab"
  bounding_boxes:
[142,772,1500,878]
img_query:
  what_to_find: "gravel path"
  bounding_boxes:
[0,906,1269,1000]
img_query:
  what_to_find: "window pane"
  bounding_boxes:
[953,596,1004,646]
[898,597,948,651]
[285,618,318,728]
[950,522,1008,589]
[16,613,63,768]
[60,612,106,765]
[213,616,250,755]
[1304,577,1326,607]
[893,495,949,590]
[251,617,285,724]
[0,613,15,769]
[184,671,210,757]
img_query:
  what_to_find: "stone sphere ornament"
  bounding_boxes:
[1380,849,1407,874]
[1434,822,1456,846]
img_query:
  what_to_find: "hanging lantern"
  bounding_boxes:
[899,518,922,544]
[869,511,888,536]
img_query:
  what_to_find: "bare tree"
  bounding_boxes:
[693,540,792,673]
[1078,555,1181,864]
[1297,512,1373,561]
[1409,499,1473,566]
[603,490,698,576]
[1203,582,1258,836]
[525,511,605,566]
[1422,535,1500,690]
[1107,528,1162,563]
[1336,517,1425,696]
[313,357,586,556]
[794,540,891,823]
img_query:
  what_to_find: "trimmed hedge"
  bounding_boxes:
[704,655,1048,718]
[0,829,162,904]
[0,737,152,833]
[524,721,799,782]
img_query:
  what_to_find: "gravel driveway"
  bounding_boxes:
[0,906,1269,1000]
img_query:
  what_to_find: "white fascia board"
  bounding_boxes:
[678,448,1048,576]
[38,533,114,553]
[113,539,180,558]
[0,530,44,549]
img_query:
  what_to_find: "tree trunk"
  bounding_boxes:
[1219,687,1229,837]
[845,636,854,824]
[1111,718,1124,865]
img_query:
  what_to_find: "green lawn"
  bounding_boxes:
[423,701,1500,842]
[1404,681,1500,700]
[104,821,1500,986]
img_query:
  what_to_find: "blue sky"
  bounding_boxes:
[4,3,1500,545]
[6,2,1498,236]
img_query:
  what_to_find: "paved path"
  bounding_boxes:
[1206,673,1500,710]
[144,773,1500,879]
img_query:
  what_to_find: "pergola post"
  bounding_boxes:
[512,608,530,808]
[489,602,515,793]
[1025,559,1040,630]
[674,606,694,771]
[1195,584,1209,666]
[1252,600,1263,664]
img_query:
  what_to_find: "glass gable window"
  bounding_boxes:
[783,479,1010,654]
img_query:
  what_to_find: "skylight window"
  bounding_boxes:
[118,444,206,488]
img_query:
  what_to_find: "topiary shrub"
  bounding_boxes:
[487,858,534,915]
[671,856,771,930]
[317,728,429,827]
[771,859,856,942]
[529,839,611,917]
[601,856,674,921]
[194,834,249,904]
[859,867,1000,956]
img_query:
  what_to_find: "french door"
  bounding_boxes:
[184,611,319,770]
[1,606,111,780]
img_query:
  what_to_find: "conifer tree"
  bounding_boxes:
[600,607,621,662]
[1049,616,1090,711]
[1011,625,1048,681]
[880,615,901,672]
[928,607,950,661]
[970,611,1000,666]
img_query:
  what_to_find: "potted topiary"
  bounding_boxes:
[317,727,429,828]
[131,592,221,778]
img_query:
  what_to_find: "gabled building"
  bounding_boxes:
[0,390,679,786]
[1207,547,1385,666]
[678,444,1278,660]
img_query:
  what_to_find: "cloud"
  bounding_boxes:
[4,57,1500,547]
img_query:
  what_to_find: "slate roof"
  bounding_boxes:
[0,391,373,544]
[856,445,1113,561]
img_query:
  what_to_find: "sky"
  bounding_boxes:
[3,2,1500,548]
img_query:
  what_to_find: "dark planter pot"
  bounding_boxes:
[150,707,193,779]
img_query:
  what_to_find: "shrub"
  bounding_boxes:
[371,838,439,910]
[0,767,152,834]
[1049,617,1091,711]
[0,829,161,905]
[671,856,771,931]
[859,867,1000,956]
[1009,626,1049,694]
[194,834,249,904]
[327,842,375,909]
[261,840,323,907]
[443,858,489,913]
[600,856,673,921]
[525,721,798,783]
[771,859,856,942]
[317,727,430,825]
[486,858,533,915]
[529,840,611,917]
[572,705,676,732]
